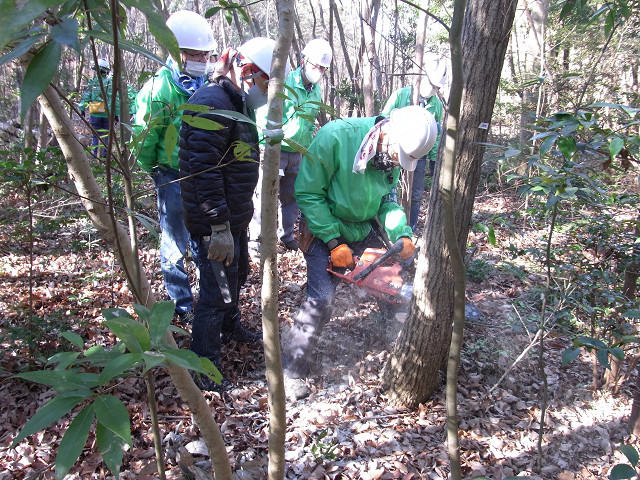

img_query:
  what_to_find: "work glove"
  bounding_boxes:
[398,237,416,260]
[207,221,234,266]
[330,242,355,269]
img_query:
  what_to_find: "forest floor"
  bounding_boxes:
[0,185,636,479]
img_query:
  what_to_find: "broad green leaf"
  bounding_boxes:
[557,136,577,160]
[21,41,61,119]
[610,464,637,480]
[50,16,80,51]
[609,137,624,158]
[282,138,307,154]
[162,349,223,380]
[539,134,557,155]
[0,33,43,68]
[132,303,152,324]
[164,122,178,163]
[98,353,143,385]
[204,109,256,125]
[83,345,107,362]
[610,347,625,361]
[621,444,639,467]
[132,212,159,239]
[142,352,166,373]
[504,149,521,158]
[14,370,96,391]
[11,391,90,447]
[561,347,581,366]
[102,308,134,321]
[47,351,81,370]
[55,405,94,480]
[105,317,151,353]
[94,395,132,447]
[96,421,124,479]
[622,309,640,319]
[149,301,175,345]
[182,115,225,131]
[0,0,61,52]
[576,336,607,349]
[60,331,84,349]
[596,347,611,369]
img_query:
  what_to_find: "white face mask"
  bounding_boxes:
[184,60,209,78]
[303,62,323,84]
[244,83,268,110]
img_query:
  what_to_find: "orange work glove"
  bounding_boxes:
[330,243,355,269]
[399,237,416,260]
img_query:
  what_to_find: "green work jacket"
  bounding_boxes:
[256,67,322,151]
[78,75,119,119]
[380,86,444,161]
[133,67,189,173]
[294,117,413,244]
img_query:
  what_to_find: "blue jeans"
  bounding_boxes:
[190,231,247,365]
[152,167,197,315]
[282,231,382,378]
[279,151,302,244]
[90,115,109,157]
[410,157,428,231]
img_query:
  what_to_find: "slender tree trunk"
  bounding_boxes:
[381,0,518,408]
[262,2,295,479]
[442,0,467,477]
[359,0,381,116]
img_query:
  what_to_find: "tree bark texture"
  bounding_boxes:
[381,0,518,408]
[360,0,381,116]
[262,2,295,479]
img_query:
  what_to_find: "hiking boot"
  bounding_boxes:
[284,375,311,401]
[192,372,233,393]
[221,324,262,344]
[283,239,299,251]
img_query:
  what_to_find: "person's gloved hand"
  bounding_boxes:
[207,221,234,266]
[399,237,416,260]
[330,243,355,269]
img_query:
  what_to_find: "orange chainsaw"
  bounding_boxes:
[327,238,414,305]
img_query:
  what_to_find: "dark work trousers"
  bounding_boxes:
[282,230,383,379]
[89,115,109,157]
[279,150,303,244]
[409,157,428,231]
[189,229,249,366]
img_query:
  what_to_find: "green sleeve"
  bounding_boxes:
[133,83,163,173]
[378,200,413,242]
[294,131,343,243]
[78,77,97,111]
[426,96,444,161]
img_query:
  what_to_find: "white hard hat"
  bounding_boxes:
[97,58,110,69]
[389,105,438,171]
[238,37,290,76]
[301,38,333,68]
[166,10,218,52]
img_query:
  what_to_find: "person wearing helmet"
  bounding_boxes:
[132,10,218,322]
[178,37,281,392]
[281,106,438,400]
[381,65,446,231]
[252,38,333,252]
[78,58,118,157]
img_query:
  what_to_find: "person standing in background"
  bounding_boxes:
[179,38,283,391]
[133,10,218,322]
[380,66,446,231]
[250,39,333,253]
[79,58,115,157]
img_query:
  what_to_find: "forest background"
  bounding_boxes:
[1,0,640,479]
